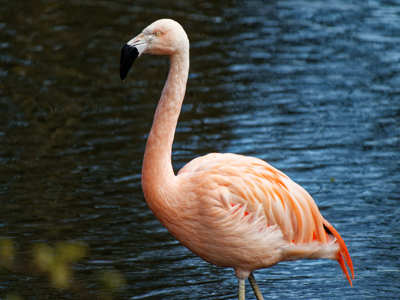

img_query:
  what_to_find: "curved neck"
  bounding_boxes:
[142,49,189,203]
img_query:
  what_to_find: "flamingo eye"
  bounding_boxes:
[154,31,162,37]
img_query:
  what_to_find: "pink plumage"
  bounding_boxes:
[121,19,354,299]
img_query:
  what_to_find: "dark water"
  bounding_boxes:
[1,0,399,299]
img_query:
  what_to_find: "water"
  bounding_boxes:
[1,0,399,299]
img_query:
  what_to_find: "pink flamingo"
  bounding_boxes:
[120,19,354,299]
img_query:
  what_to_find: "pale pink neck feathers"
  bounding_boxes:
[141,26,189,212]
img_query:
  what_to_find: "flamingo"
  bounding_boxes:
[120,19,354,299]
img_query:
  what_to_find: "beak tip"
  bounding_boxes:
[120,70,127,81]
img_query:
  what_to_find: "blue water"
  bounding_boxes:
[0,0,399,299]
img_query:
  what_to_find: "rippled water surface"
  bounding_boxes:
[1,0,399,299]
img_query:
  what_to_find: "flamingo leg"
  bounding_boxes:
[249,273,265,300]
[238,279,245,300]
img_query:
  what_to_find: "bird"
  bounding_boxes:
[120,19,354,300]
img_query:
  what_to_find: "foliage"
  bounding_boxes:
[0,239,126,299]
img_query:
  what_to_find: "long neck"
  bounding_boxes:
[141,49,189,207]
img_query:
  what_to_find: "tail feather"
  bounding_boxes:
[323,220,354,286]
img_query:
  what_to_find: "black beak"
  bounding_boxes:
[120,44,139,80]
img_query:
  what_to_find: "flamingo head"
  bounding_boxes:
[120,19,189,80]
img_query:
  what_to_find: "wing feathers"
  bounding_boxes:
[323,220,355,286]
[180,153,354,284]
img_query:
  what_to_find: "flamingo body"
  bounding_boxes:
[120,19,354,298]
[171,153,350,280]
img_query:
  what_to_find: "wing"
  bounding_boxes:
[179,153,325,243]
[178,153,354,284]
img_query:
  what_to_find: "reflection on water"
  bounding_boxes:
[1,0,399,299]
